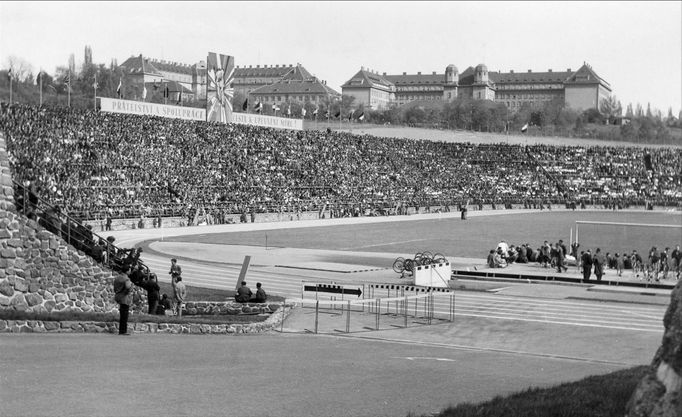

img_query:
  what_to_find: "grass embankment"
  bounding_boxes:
[1,284,285,325]
[430,366,647,417]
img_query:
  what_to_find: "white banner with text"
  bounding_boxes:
[99,97,206,121]
[231,113,303,131]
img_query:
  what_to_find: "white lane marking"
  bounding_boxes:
[339,238,431,251]
[448,311,662,332]
[335,334,634,367]
[395,357,457,362]
[445,300,663,323]
[449,292,667,313]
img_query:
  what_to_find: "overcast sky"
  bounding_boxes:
[1,1,680,115]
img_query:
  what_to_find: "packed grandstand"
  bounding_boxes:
[1,102,681,228]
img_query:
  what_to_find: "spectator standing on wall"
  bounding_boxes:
[113,273,133,336]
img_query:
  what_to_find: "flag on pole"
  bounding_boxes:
[358,112,365,121]
[348,109,354,121]
[163,84,169,98]
[287,105,291,116]
[242,99,248,111]
[521,123,528,133]
[313,107,319,116]
[142,85,147,100]
[254,101,263,113]
[117,78,122,98]
[92,74,98,90]
[273,105,280,114]
[177,90,182,105]
[301,108,306,118]
[6,68,12,81]
[334,110,341,118]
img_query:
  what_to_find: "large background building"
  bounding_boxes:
[341,62,611,112]
[119,56,339,110]
[119,55,204,104]
[246,64,340,111]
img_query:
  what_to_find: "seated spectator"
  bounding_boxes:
[157,293,172,315]
[493,248,507,268]
[255,282,267,303]
[235,281,252,303]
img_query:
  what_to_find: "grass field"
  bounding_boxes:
[163,211,682,261]
[329,123,682,148]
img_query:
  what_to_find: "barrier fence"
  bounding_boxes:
[281,291,456,334]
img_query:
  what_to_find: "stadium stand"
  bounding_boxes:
[1,103,680,228]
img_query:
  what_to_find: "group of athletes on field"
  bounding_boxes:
[624,245,681,282]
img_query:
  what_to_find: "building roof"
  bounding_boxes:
[144,80,193,94]
[120,55,198,76]
[250,78,340,96]
[457,66,476,86]
[280,64,313,82]
[234,64,300,79]
[341,68,394,91]
[563,63,610,89]
[384,72,444,85]
[119,55,162,76]
[489,69,573,84]
[149,59,195,75]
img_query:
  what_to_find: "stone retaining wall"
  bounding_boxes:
[0,132,145,315]
[183,301,281,316]
[0,304,291,335]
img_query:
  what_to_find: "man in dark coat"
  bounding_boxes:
[114,273,133,335]
[593,248,605,282]
[142,273,160,314]
[581,249,593,283]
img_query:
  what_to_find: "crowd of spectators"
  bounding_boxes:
[1,103,680,223]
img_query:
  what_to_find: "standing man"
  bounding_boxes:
[593,248,605,282]
[660,247,669,280]
[169,258,182,281]
[142,273,160,315]
[671,245,681,280]
[169,258,182,313]
[581,249,593,283]
[556,242,568,273]
[172,276,187,317]
[113,273,133,335]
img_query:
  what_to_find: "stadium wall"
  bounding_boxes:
[0,133,144,314]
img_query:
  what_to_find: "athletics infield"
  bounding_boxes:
[1,209,678,417]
